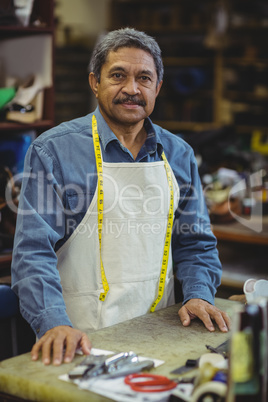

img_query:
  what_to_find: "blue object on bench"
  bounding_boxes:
[0,285,19,356]
[0,285,19,319]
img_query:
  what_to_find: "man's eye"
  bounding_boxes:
[140,76,151,82]
[112,73,123,79]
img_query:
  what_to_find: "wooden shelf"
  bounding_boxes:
[212,215,268,245]
[235,126,268,134]
[223,91,268,101]
[223,57,268,65]
[0,26,53,35]
[154,121,221,132]
[0,120,54,132]
[163,57,213,66]
[0,0,55,135]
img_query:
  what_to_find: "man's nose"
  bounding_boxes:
[122,77,140,95]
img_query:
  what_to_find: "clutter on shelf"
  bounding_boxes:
[202,167,268,223]
[0,75,45,124]
[182,126,268,224]
[0,0,36,27]
[13,0,35,27]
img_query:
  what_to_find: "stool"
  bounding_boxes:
[0,285,19,357]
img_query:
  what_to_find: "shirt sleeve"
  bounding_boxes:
[172,149,222,305]
[11,143,73,337]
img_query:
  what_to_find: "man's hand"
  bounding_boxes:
[31,325,91,366]
[178,299,231,332]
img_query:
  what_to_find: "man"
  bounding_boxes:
[11,28,230,366]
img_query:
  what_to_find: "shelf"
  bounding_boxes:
[212,215,268,245]
[125,27,208,35]
[154,121,221,132]
[235,126,268,134]
[0,20,54,134]
[0,26,53,35]
[223,57,268,65]
[0,120,54,132]
[221,267,266,290]
[229,26,268,33]
[163,57,213,66]
[223,91,268,101]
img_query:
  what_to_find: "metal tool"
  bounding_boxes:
[105,351,138,375]
[170,340,229,376]
[68,351,153,380]
[205,340,229,358]
[68,354,108,380]
[103,359,155,379]
[170,358,199,375]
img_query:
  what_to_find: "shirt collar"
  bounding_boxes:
[93,107,163,155]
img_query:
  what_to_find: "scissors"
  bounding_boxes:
[124,373,177,393]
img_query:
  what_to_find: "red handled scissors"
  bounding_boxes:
[124,373,177,392]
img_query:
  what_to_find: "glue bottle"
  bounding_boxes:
[227,302,266,402]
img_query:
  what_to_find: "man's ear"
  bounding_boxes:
[88,72,99,98]
[156,80,163,97]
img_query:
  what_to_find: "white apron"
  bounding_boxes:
[57,135,180,334]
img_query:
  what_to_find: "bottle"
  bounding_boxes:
[227,302,265,402]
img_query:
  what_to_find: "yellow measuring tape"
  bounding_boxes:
[92,115,174,309]
[92,115,109,301]
[150,150,174,312]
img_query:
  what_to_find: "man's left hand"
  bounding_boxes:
[178,298,231,332]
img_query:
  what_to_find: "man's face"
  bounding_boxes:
[89,47,162,128]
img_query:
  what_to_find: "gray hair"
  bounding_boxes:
[89,27,164,86]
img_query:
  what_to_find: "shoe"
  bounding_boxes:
[14,0,34,26]
[5,75,44,123]
[5,90,44,123]
[7,75,44,107]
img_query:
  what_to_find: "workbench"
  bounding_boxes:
[0,298,237,402]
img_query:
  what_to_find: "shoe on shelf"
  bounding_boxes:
[14,0,35,27]
[5,90,44,124]
[5,75,44,123]
[8,75,44,107]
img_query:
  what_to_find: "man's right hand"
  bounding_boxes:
[31,325,91,366]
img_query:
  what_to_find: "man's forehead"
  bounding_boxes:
[105,47,156,69]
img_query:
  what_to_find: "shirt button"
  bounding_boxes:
[36,328,40,334]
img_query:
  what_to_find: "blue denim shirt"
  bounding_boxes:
[11,107,222,337]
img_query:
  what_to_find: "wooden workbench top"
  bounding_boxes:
[0,298,237,402]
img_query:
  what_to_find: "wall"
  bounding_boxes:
[53,0,111,123]
[55,0,110,46]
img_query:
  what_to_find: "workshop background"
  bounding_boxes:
[0,0,268,359]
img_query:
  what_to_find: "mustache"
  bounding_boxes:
[113,96,146,106]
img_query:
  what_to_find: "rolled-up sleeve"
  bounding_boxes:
[172,149,222,305]
[11,143,73,337]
